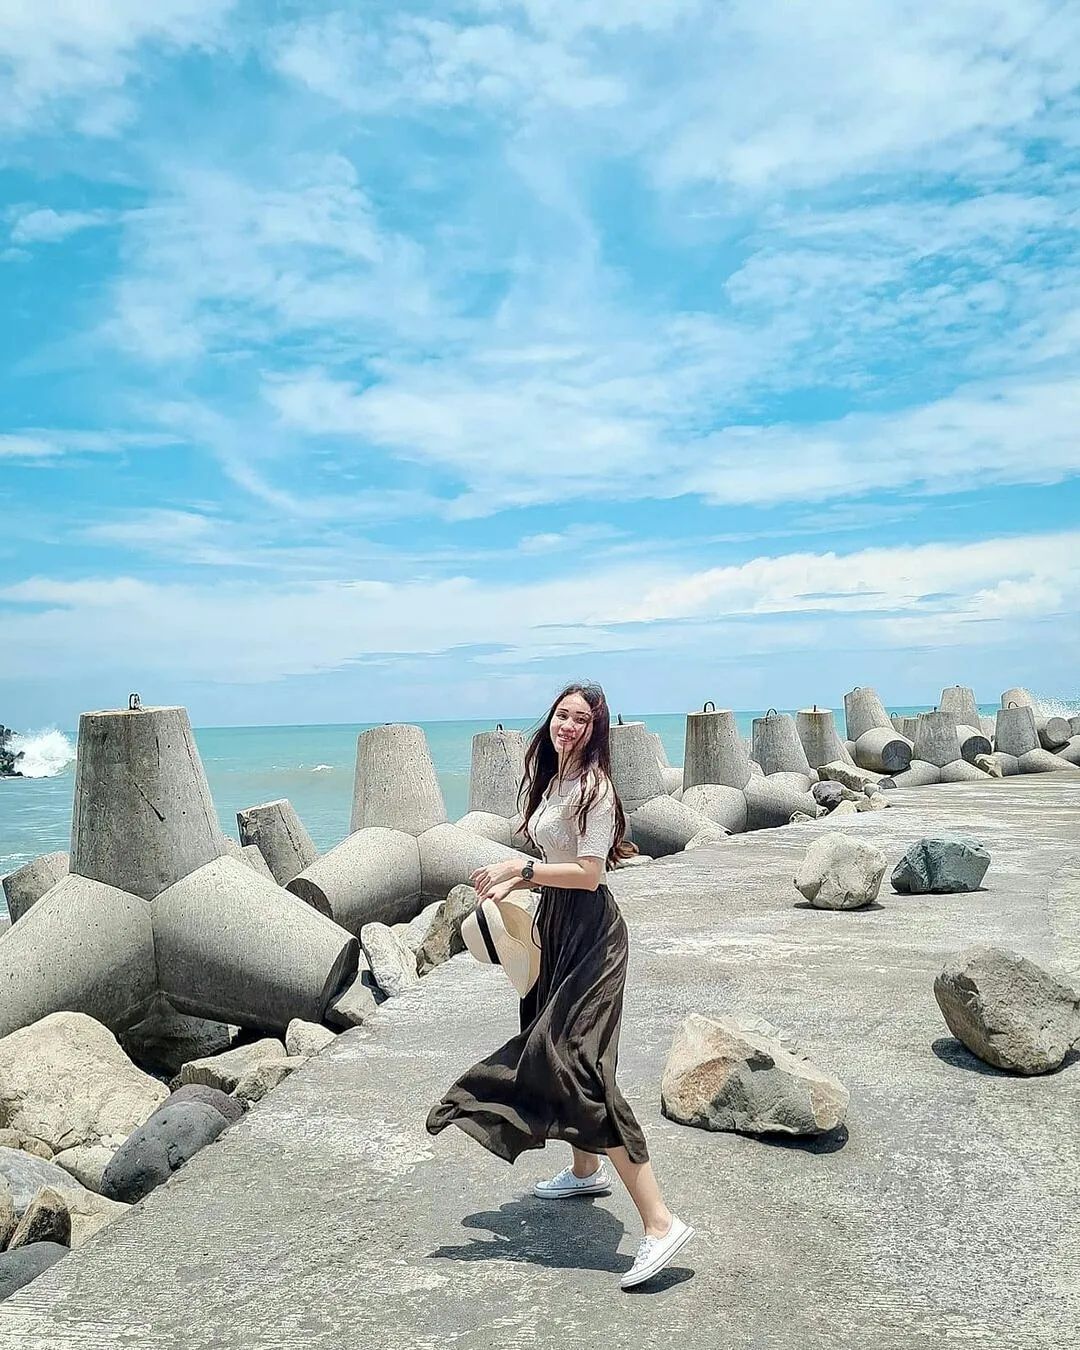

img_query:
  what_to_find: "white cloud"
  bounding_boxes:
[0,0,235,134]
[9,207,114,244]
[0,428,175,461]
[3,529,1076,684]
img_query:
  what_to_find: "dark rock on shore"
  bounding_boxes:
[0,725,23,778]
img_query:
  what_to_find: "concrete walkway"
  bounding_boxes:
[3,775,1078,1348]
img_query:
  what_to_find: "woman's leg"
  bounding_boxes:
[604,1146,673,1238]
[570,1145,604,1177]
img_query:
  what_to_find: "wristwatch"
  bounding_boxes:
[520,860,535,883]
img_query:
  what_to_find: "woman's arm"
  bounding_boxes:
[471,856,603,898]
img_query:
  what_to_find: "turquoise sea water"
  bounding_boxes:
[0,706,994,912]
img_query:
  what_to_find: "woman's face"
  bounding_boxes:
[550,692,593,762]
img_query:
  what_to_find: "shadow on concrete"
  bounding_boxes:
[747,1123,849,1154]
[428,1196,628,1273]
[791,900,886,913]
[931,1038,1080,1075]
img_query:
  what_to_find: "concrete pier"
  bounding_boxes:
[4,775,1076,1347]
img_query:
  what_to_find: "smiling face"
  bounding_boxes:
[549,691,594,767]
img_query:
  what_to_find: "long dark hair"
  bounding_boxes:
[518,682,637,870]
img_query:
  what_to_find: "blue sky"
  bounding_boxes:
[2,0,1079,728]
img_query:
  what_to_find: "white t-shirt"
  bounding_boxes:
[526,769,617,884]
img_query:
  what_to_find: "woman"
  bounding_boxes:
[426,682,695,1290]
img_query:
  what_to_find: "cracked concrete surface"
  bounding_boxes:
[1,775,1077,1348]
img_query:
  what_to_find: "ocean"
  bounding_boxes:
[0,702,1032,917]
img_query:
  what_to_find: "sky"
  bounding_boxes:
[2,0,1079,730]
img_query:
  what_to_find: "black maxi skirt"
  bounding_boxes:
[425,883,649,1165]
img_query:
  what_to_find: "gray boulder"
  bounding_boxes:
[232,1056,305,1108]
[159,1084,244,1126]
[415,885,478,976]
[324,963,384,1028]
[0,1242,67,1301]
[794,833,887,910]
[0,1180,14,1248]
[360,922,420,997]
[119,994,238,1079]
[285,1019,336,1058]
[0,1149,127,1247]
[891,838,990,894]
[7,1185,70,1250]
[934,946,1080,1074]
[174,1037,287,1092]
[100,1101,229,1203]
[661,1013,848,1136]
[50,1144,116,1192]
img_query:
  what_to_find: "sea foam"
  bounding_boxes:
[7,729,76,778]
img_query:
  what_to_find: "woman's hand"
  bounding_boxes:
[476,877,518,903]
[469,860,521,895]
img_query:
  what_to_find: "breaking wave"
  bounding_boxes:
[6,729,76,779]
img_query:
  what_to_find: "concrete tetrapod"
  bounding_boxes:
[2,851,68,923]
[888,760,943,787]
[236,799,318,886]
[843,687,893,742]
[453,812,514,847]
[912,712,961,768]
[744,774,818,830]
[939,686,981,731]
[940,760,990,783]
[752,712,813,778]
[1057,737,1080,767]
[0,875,156,1039]
[1000,687,1035,709]
[681,784,748,834]
[660,765,684,794]
[609,721,665,811]
[71,705,227,899]
[954,725,993,763]
[853,727,912,775]
[350,724,447,836]
[649,732,670,767]
[683,706,752,790]
[286,828,422,932]
[628,796,728,858]
[153,856,359,1033]
[976,752,1019,777]
[796,709,854,770]
[416,824,529,903]
[1017,749,1080,775]
[995,706,1039,758]
[1037,716,1072,751]
[468,728,526,817]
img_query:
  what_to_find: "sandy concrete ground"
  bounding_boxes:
[1,774,1077,1348]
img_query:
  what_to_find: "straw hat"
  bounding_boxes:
[461,895,541,997]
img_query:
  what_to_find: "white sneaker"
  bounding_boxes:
[533,1161,612,1199]
[620,1215,695,1289]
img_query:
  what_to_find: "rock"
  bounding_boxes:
[661,1013,848,1137]
[0,1130,52,1160]
[51,1144,116,1192]
[788,812,815,825]
[857,793,890,811]
[793,833,888,910]
[400,901,444,953]
[324,965,383,1028]
[100,1101,230,1204]
[811,780,847,811]
[285,1019,336,1057]
[415,885,477,976]
[934,946,1080,1074]
[232,1056,305,1108]
[891,838,990,894]
[0,1180,14,1249]
[830,799,859,816]
[974,753,1004,778]
[7,1185,70,1250]
[817,761,882,790]
[0,1148,127,1247]
[614,853,654,867]
[119,994,238,1079]
[0,1242,67,1301]
[0,1012,168,1153]
[163,1084,245,1126]
[360,922,420,997]
[174,1037,287,1093]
